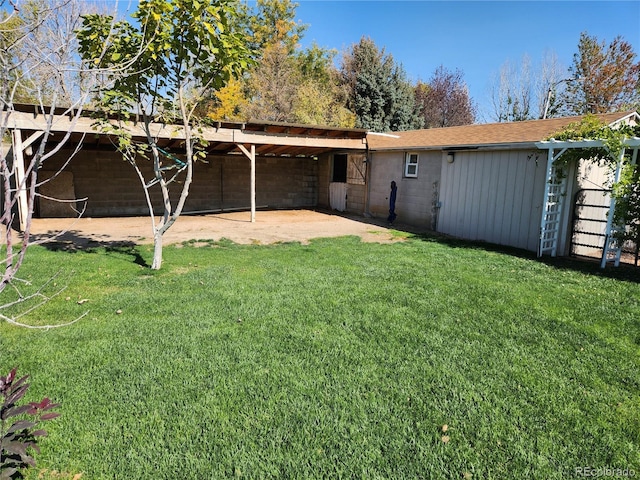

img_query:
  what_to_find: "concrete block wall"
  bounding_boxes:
[368,150,442,228]
[44,151,150,216]
[38,149,320,217]
[317,153,331,209]
[317,153,367,216]
[252,156,318,209]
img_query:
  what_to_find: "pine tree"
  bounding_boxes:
[341,37,423,132]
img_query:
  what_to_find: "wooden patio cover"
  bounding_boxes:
[5,104,368,228]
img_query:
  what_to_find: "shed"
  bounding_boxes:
[366,111,640,260]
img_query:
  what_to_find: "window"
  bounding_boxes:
[332,154,347,182]
[405,152,419,178]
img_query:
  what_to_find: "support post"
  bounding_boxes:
[12,129,28,232]
[601,148,626,268]
[236,143,256,223]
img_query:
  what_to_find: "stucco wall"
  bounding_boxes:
[367,150,442,228]
[38,149,319,217]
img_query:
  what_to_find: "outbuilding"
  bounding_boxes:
[364,111,640,263]
[4,104,367,229]
[5,104,639,266]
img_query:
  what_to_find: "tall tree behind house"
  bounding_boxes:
[340,36,423,132]
[561,32,640,115]
[416,65,476,128]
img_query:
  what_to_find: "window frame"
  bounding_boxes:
[404,152,419,178]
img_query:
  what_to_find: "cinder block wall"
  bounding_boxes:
[316,153,367,215]
[368,150,442,228]
[317,153,331,209]
[38,149,320,217]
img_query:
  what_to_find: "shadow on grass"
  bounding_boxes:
[30,230,149,268]
[29,215,639,283]
[324,210,640,283]
[403,230,640,284]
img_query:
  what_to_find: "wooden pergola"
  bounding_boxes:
[535,137,640,268]
[5,104,368,230]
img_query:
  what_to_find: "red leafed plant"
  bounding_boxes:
[0,368,60,480]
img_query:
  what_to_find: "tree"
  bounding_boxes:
[243,41,299,122]
[234,2,354,127]
[2,0,107,106]
[340,37,422,132]
[77,0,253,270]
[535,50,565,119]
[1,0,108,327]
[490,55,534,122]
[247,42,354,127]
[291,77,355,127]
[489,51,568,121]
[291,43,353,126]
[244,0,306,55]
[562,32,640,115]
[416,66,475,128]
[203,77,249,122]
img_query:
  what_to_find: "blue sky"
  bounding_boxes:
[106,0,639,120]
[292,1,640,121]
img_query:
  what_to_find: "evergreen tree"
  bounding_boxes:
[341,37,422,132]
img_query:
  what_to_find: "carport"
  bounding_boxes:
[5,104,368,230]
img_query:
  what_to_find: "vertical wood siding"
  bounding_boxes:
[437,150,546,252]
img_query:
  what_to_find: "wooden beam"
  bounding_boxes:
[232,129,366,150]
[21,131,44,153]
[536,138,640,149]
[5,110,367,151]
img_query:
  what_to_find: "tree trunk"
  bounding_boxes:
[151,229,163,270]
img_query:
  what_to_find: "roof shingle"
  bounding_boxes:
[367,111,638,151]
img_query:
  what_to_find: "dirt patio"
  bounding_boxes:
[26,209,427,247]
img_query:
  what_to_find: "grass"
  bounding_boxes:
[0,234,639,479]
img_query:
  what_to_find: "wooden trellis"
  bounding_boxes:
[536,137,640,267]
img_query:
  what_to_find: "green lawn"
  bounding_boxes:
[1,234,639,479]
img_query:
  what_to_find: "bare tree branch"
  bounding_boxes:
[0,0,121,327]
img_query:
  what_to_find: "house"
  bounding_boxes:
[361,111,640,263]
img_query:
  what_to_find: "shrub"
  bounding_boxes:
[1,368,60,480]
